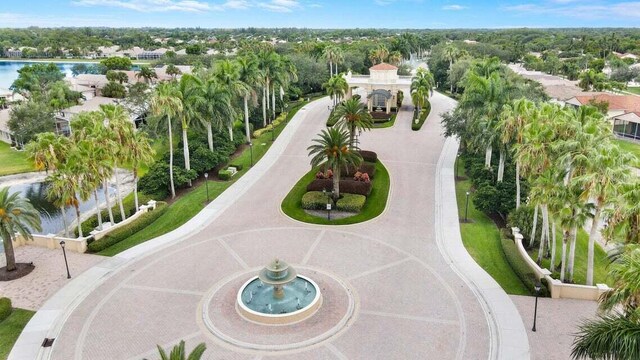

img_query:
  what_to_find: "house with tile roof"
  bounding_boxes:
[566,93,640,140]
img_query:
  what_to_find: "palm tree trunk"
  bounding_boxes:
[262,89,267,127]
[113,164,126,222]
[350,124,356,150]
[182,127,191,187]
[497,148,505,182]
[228,124,234,142]
[529,205,539,248]
[266,79,271,115]
[60,206,70,237]
[207,123,213,152]
[449,59,453,93]
[94,190,103,231]
[103,180,114,224]
[560,231,568,282]
[75,204,83,238]
[244,96,251,142]
[168,117,176,199]
[568,226,578,283]
[587,206,602,286]
[133,169,139,213]
[272,86,276,119]
[537,204,548,264]
[515,161,521,209]
[329,61,333,77]
[484,145,492,168]
[333,167,340,199]
[2,231,16,271]
[550,220,557,272]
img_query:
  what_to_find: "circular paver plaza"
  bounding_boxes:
[46,94,493,359]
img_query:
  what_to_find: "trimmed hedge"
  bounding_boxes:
[321,162,376,179]
[0,297,11,322]
[358,150,378,163]
[306,179,372,196]
[411,100,431,131]
[301,191,366,213]
[253,113,287,138]
[77,192,153,237]
[218,169,233,181]
[87,202,168,253]
[500,236,549,297]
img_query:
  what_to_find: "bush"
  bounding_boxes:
[0,297,12,322]
[507,205,543,246]
[306,179,372,196]
[138,162,198,199]
[229,163,244,171]
[218,169,233,181]
[336,194,366,212]
[358,150,378,163]
[301,192,366,213]
[501,236,549,297]
[321,162,375,179]
[78,192,153,236]
[358,162,376,178]
[411,100,431,131]
[87,202,168,253]
[473,185,500,214]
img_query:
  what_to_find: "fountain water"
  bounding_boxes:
[237,259,322,325]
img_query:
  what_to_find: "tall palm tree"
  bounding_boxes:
[166,64,182,80]
[410,68,435,112]
[369,45,389,65]
[0,187,42,271]
[150,82,183,199]
[26,132,69,173]
[272,55,297,118]
[323,45,338,77]
[202,78,237,150]
[126,130,155,211]
[604,180,640,245]
[443,44,460,93]
[175,74,206,186]
[237,55,263,142]
[136,66,158,84]
[152,340,206,360]
[257,50,280,126]
[46,168,85,238]
[330,98,373,149]
[212,59,248,142]
[322,75,348,107]
[308,126,363,200]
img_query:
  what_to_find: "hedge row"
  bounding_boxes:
[253,113,287,138]
[77,192,153,237]
[358,150,377,163]
[411,100,431,131]
[306,179,372,196]
[301,192,366,213]
[87,202,168,253]
[320,162,376,179]
[500,236,549,297]
[0,297,11,322]
[218,169,234,181]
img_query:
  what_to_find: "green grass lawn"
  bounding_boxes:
[371,114,397,129]
[626,87,640,95]
[526,228,611,286]
[0,308,35,359]
[614,139,640,167]
[280,161,390,225]
[96,99,315,256]
[456,159,530,295]
[0,142,35,176]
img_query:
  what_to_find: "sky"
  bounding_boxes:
[1,0,640,28]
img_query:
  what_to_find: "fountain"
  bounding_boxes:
[237,259,322,325]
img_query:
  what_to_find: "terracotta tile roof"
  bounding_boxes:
[370,63,398,71]
[573,94,640,116]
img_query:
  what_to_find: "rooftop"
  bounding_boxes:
[370,63,398,71]
[570,93,640,116]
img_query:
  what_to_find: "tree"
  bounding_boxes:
[202,78,237,152]
[175,75,205,185]
[71,63,88,76]
[10,63,64,97]
[106,70,129,84]
[369,45,389,65]
[126,130,154,211]
[307,126,363,200]
[578,70,607,91]
[185,44,203,55]
[136,66,157,84]
[150,82,182,199]
[0,187,42,272]
[151,340,206,360]
[100,56,132,71]
[102,81,126,98]
[331,97,373,149]
[212,59,248,142]
[410,68,435,112]
[443,44,460,93]
[322,75,348,107]
[166,64,182,79]
[237,55,262,142]
[8,101,55,146]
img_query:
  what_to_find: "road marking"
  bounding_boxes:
[217,237,250,269]
[302,229,325,264]
[325,343,349,360]
[121,284,204,296]
[346,258,412,281]
[361,310,458,325]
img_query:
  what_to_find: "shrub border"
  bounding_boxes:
[411,101,431,131]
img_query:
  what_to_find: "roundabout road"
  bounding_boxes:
[28,93,498,359]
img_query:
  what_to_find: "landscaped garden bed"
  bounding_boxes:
[411,100,431,131]
[281,150,390,225]
[0,297,34,359]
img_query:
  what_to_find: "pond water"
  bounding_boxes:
[6,181,116,236]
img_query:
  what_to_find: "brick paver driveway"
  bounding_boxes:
[49,93,491,360]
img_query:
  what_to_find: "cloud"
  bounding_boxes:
[222,0,250,9]
[257,0,301,12]
[504,2,640,19]
[72,0,217,12]
[0,12,131,27]
[442,4,467,10]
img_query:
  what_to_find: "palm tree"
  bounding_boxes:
[166,64,181,80]
[388,51,403,66]
[307,126,363,200]
[151,340,206,360]
[136,66,157,84]
[126,130,155,211]
[150,82,183,199]
[257,50,280,126]
[323,45,338,77]
[443,44,460,93]
[237,56,263,142]
[604,180,640,245]
[322,75,348,107]
[330,98,373,149]
[571,248,640,360]
[202,78,237,151]
[0,187,42,272]
[272,55,297,118]
[410,68,435,112]
[46,167,85,238]
[26,132,69,173]
[175,74,206,186]
[369,45,389,65]
[212,59,248,142]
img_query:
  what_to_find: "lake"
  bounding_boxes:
[0,61,88,90]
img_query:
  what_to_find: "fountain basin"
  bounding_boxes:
[237,275,322,325]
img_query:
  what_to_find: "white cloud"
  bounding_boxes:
[442,4,467,10]
[0,12,131,27]
[257,0,301,12]
[222,0,250,9]
[503,1,640,19]
[72,0,217,13]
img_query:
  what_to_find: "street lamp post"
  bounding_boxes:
[60,240,71,279]
[271,122,275,142]
[464,191,470,222]
[204,172,209,203]
[532,282,542,332]
[456,154,460,180]
[248,142,253,167]
[323,189,332,221]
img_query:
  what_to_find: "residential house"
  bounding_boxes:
[566,93,640,141]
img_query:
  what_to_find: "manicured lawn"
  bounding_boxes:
[281,161,390,225]
[626,87,640,95]
[526,228,611,286]
[372,114,397,129]
[0,142,35,176]
[0,308,35,359]
[614,139,640,167]
[97,99,315,256]
[455,158,529,295]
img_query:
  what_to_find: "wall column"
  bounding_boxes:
[347,87,353,99]
[386,98,391,114]
[368,97,372,112]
